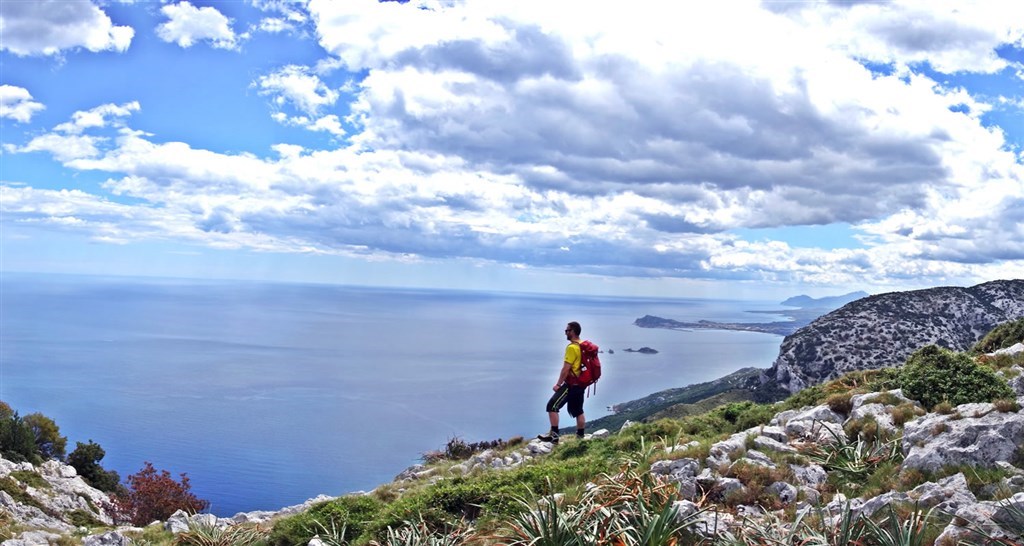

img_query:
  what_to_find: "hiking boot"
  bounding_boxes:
[537,431,559,444]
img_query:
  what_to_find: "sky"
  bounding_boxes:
[1,0,1023,300]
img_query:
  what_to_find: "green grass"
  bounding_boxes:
[0,477,44,511]
[10,471,49,490]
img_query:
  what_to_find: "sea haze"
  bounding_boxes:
[1,273,785,516]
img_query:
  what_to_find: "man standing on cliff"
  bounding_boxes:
[537,321,586,444]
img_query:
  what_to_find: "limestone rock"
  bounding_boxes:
[909,473,977,513]
[766,481,797,505]
[902,408,1024,472]
[789,464,828,487]
[706,432,748,469]
[82,531,131,546]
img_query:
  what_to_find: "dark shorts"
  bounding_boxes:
[546,384,585,418]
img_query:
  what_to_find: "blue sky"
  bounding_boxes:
[2,0,1023,299]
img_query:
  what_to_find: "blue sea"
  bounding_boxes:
[0,273,785,516]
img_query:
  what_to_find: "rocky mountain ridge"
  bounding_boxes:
[766,279,1024,394]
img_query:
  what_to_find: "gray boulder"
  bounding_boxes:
[903,407,1024,472]
[766,481,798,505]
[82,531,131,546]
[909,473,977,513]
[789,464,828,487]
[3,530,61,546]
[706,432,749,468]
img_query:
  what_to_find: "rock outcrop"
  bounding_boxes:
[0,458,113,545]
[767,279,1024,393]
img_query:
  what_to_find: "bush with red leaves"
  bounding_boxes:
[113,462,210,525]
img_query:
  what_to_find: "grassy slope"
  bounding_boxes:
[580,367,762,434]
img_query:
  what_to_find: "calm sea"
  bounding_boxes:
[0,273,785,516]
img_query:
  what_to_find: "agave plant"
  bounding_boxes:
[718,500,869,546]
[173,521,269,546]
[611,497,704,546]
[303,519,349,546]
[368,516,474,546]
[861,504,937,546]
[499,493,596,546]
[802,421,902,480]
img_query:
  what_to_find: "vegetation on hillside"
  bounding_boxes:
[260,329,1024,545]
[3,318,1024,545]
[973,317,1024,355]
[0,402,209,530]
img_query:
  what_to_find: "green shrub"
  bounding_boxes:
[973,318,1024,355]
[711,401,777,431]
[68,441,121,493]
[66,509,104,528]
[897,345,1014,409]
[269,494,384,546]
[23,413,67,461]
[0,412,41,464]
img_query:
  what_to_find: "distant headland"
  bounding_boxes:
[634,291,869,336]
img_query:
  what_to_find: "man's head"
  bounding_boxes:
[565,321,581,339]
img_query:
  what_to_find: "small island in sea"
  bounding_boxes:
[623,347,658,354]
[634,291,868,337]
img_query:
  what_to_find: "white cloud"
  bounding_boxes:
[0,0,133,56]
[53,101,141,134]
[156,2,238,50]
[323,1,1016,237]
[0,85,45,122]
[5,0,1024,291]
[15,133,105,162]
[271,112,346,136]
[255,65,340,115]
[257,17,291,33]
[774,0,1024,74]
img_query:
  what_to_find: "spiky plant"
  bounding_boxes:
[173,522,268,546]
[368,516,474,546]
[612,497,703,546]
[301,519,347,546]
[861,504,937,546]
[802,421,902,482]
[499,493,596,546]
[725,501,869,546]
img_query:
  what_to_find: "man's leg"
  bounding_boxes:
[567,387,586,438]
[540,386,568,443]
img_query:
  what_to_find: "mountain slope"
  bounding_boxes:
[766,279,1024,393]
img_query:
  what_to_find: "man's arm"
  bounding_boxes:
[553,361,573,391]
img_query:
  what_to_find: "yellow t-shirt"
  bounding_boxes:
[565,342,582,377]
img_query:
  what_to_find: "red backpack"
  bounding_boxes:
[571,340,602,394]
